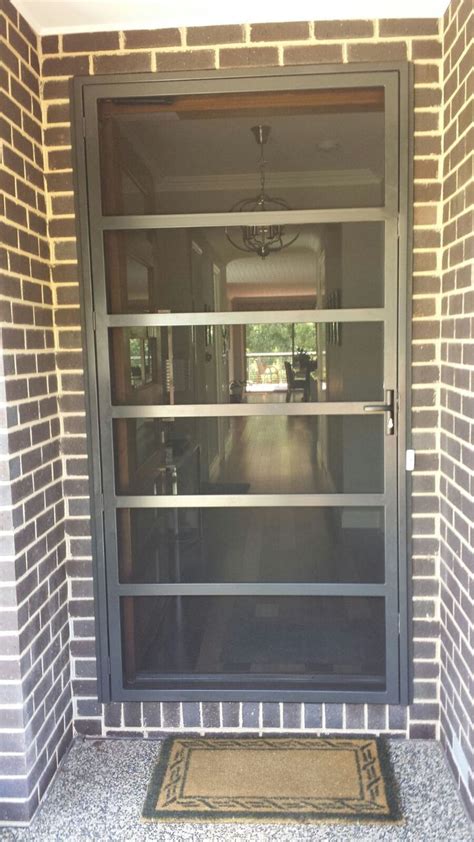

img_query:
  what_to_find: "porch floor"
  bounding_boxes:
[2,737,472,841]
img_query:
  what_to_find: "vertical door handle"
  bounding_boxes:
[363,389,395,435]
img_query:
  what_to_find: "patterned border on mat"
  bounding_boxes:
[142,734,403,824]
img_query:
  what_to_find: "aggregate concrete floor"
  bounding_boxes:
[1,737,472,841]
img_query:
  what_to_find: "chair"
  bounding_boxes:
[284,361,307,402]
[255,357,268,384]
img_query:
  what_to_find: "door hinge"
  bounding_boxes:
[105,656,111,674]
[397,215,401,239]
[398,614,401,635]
[97,491,104,510]
[82,116,87,138]
[92,311,97,331]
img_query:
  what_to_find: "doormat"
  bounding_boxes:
[142,736,402,824]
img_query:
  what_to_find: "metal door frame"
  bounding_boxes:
[70,62,412,704]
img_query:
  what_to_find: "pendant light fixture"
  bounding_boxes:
[225,124,299,259]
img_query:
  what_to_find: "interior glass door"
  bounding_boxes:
[82,71,402,702]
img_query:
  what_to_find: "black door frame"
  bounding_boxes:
[70,62,413,704]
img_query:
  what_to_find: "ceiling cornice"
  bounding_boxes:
[156,169,382,193]
[12,0,448,36]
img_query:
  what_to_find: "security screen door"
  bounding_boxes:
[78,65,409,703]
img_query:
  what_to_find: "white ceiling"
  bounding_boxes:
[13,0,448,35]
[120,111,384,181]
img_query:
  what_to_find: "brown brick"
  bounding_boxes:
[21,63,39,97]
[314,20,374,39]
[414,112,440,133]
[284,44,343,64]
[3,146,24,177]
[414,64,440,84]
[0,221,18,248]
[412,39,443,59]
[348,41,407,61]
[46,103,71,124]
[2,42,19,75]
[414,159,439,180]
[0,91,21,126]
[415,87,442,108]
[42,55,90,77]
[13,129,33,160]
[415,136,442,156]
[155,50,216,72]
[250,21,310,41]
[44,126,71,147]
[219,46,279,68]
[93,52,152,75]
[379,18,439,36]
[41,35,59,54]
[124,28,181,49]
[18,14,36,48]
[54,241,77,261]
[48,149,72,171]
[7,22,29,61]
[0,115,12,143]
[51,195,75,216]
[0,64,8,92]
[48,218,77,238]
[63,31,120,53]
[46,171,74,192]
[29,47,39,75]
[42,79,70,100]
[11,77,32,111]
[5,198,27,226]
[187,24,244,46]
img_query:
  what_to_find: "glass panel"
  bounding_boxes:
[121,596,386,689]
[117,507,385,584]
[113,415,384,495]
[98,88,385,215]
[109,322,383,405]
[103,222,385,313]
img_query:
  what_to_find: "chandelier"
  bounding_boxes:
[225,124,299,259]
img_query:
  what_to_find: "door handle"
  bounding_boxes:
[363,389,395,435]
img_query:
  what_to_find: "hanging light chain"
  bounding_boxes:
[225,123,300,259]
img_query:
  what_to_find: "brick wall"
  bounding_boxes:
[39,18,443,743]
[6,0,474,825]
[0,0,72,824]
[439,0,473,821]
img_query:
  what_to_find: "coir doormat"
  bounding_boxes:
[142,736,402,824]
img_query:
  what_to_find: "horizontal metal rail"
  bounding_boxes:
[114,493,385,508]
[106,308,386,327]
[100,207,394,230]
[116,583,386,596]
[110,401,387,417]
